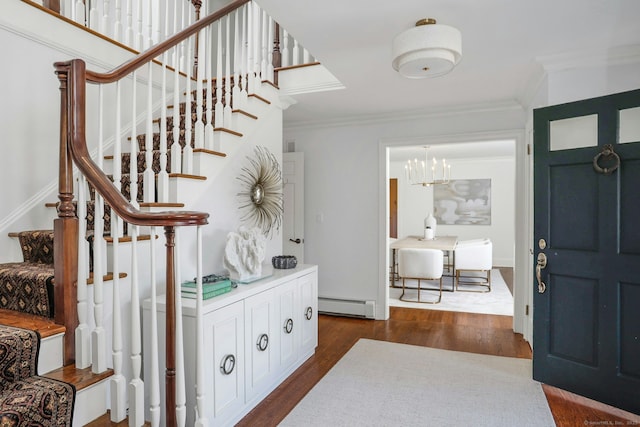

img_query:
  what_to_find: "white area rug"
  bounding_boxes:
[279,339,555,427]
[389,269,514,316]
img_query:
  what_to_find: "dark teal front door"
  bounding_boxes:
[533,88,640,415]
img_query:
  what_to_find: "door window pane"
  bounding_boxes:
[619,107,640,144]
[550,114,598,151]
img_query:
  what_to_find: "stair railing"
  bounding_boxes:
[54,0,269,424]
[31,0,317,68]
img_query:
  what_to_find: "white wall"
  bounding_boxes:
[284,105,526,316]
[391,153,516,267]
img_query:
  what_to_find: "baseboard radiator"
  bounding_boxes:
[318,297,376,319]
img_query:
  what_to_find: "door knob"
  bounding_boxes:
[289,238,301,244]
[536,252,547,294]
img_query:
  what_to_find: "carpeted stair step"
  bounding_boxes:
[0,230,55,318]
[0,319,74,426]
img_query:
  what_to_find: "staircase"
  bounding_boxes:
[1,0,320,424]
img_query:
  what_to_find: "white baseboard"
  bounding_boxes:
[318,297,376,319]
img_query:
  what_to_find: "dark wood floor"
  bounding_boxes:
[238,307,640,427]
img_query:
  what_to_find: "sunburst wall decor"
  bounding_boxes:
[237,146,283,237]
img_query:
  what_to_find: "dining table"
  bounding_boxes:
[389,235,458,290]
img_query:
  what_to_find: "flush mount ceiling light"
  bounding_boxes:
[392,18,462,78]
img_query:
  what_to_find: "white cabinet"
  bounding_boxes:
[143,264,318,427]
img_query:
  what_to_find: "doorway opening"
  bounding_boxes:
[382,138,520,319]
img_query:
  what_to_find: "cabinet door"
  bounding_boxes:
[299,272,318,356]
[275,279,299,370]
[206,300,245,424]
[244,289,278,403]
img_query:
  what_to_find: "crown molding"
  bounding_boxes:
[284,100,525,131]
[536,44,640,73]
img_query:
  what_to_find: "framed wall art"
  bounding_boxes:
[433,179,491,225]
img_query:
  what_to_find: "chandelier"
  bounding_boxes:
[405,146,451,186]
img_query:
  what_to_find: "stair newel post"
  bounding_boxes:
[223,15,232,125]
[54,60,79,367]
[75,174,91,369]
[164,225,178,427]
[272,22,282,69]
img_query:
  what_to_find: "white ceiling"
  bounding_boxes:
[257,0,640,127]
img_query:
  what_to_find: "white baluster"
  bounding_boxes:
[260,9,267,81]
[125,0,134,47]
[194,27,205,150]
[174,230,186,426]
[73,0,85,25]
[232,9,242,111]
[239,5,249,105]
[130,70,139,207]
[102,0,111,38]
[282,29,290,67]
[114,0,123,42]
[303,47,311,64]
[135,0,144,49]
[183,33,194,174]
[147,0,155,48]
[204,25,214,150]
[109,79,126,422]
[292,38,300,66]
[91,84,108,374]
[110,213,126,422]
[144,63,156,202]
[148,226,161,427]
[128,225,144,426]
[88,0,100,32]
[267,16,274,82]
[246,2,254,94]
[194,226,207,426]
[171,42,183,177]
[223,15,232,125]
[252,2,260,88]
[158,52,170,202]
[75,174,91,369]
[214,20,223,130]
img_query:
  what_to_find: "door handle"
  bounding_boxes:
[289,238,301,244]
[536,252,547,294]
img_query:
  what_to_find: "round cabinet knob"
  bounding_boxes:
[305,306,313,320]
[220,354,236,375]
[257,333,269,351]
[284,318,294,334]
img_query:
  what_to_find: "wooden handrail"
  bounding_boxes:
[83,0,250,85]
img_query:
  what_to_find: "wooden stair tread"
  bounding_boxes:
[87,272,127,284]
[43,364,113,392]
[104,234,156,243]
[0,308,64,339]
[140,202,185,208]
[193,148,227,157]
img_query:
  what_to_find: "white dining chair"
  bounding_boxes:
[397,248,444,304]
